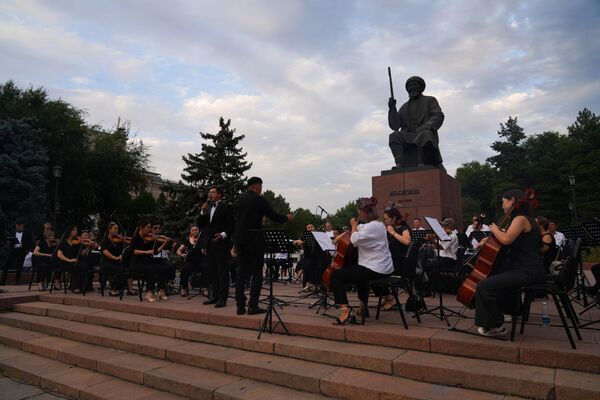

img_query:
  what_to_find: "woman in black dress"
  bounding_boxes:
[131,219,170,302]
[380,207,412,310]
[56,226,83,293]
[100,222,126,296]
[176,225,204,297]
[32,230,57,291]
[475,189,546,337]
[536,216,560,273]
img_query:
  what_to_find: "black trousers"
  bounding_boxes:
[206,242,230,302]
[330,264,389,305]
[2,248,27,284]
[235,244,264,308]
[475,267,544,329]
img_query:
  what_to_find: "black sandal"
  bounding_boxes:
[333,308,356,325]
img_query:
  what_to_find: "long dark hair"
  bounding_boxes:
[384,207,409,228]
[502,189,536,217]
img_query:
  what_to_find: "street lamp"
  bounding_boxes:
[568,175,578,225]
[53,165,63,228]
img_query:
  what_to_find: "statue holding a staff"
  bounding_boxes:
[387,69,445,169]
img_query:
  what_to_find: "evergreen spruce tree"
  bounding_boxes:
[182,117,252,203]
[0,118,48,257]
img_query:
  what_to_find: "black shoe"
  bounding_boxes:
[214,300,227,308]
[247,307,266,315]
[236,307,246,315]
[203,298,218,305]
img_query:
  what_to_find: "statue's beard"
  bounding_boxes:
[408,91,421,99]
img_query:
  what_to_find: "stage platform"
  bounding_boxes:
[0,281,598,400]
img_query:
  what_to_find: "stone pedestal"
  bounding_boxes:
[372,166,463,230]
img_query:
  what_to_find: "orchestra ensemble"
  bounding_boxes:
[3,178,572,338]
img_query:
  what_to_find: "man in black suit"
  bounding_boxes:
[197,186,235,307]
[233,177,292,315]
[2,220,34,285]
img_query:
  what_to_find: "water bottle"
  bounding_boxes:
[541,301,550,327]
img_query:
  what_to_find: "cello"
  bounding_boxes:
[321,230,357,289]
[456,189,537,307]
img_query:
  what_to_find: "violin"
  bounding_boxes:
[70,237,99,247]
[112,235,132,244]
[142,234,172,243]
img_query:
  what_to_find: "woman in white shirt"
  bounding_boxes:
[330,197,395,324]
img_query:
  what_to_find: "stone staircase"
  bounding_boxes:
[0,293,598,400]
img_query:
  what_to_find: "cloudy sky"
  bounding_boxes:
[2,0,599,213]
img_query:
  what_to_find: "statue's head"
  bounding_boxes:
[405,76,425,98]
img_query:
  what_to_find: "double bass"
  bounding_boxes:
[321,230,357,289]
[456,189,536,307]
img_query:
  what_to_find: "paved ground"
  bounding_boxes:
[0,374,65,399]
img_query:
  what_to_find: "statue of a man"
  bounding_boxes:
[388,76,445,168]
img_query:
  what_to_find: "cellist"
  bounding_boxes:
[475,189,545,337]
[329,197,394,324]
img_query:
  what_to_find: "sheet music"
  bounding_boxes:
[424,216,451,241]
[311,231,336,251]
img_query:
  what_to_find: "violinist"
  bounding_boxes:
[466,215,490,249]
[151,222,176,285]
[475,189,545,337]
[329,197,394,324]
[381,207,412,310]
[73,230,98,292]
[176,225,204,297]
[32,230,57,291]
[131,219,170,302]
[100,222,127,296]
[423,218,459,271]
[56,226,83,293]
[293,223,317,292]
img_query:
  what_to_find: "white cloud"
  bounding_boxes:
[1,0,599,214]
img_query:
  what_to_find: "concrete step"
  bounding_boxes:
[33,293,600,374]
[0,343,185,399]
[12,300,600,378]
[0,326,521,400]
[1,310,597,399]
[0,337,332,400]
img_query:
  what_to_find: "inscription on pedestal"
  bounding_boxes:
[372,168,462,230]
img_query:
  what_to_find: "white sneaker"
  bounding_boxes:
[477,326,507,337]
[504,314,513,323]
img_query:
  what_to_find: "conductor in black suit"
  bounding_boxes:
[197,186,235,307]
[233,177,293,315]
[2,220,34,285]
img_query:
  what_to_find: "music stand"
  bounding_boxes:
[469,230,490,243]
[302,231,316,249]
[456,233,471,249]
[256,229,291,339]
[305,231,336,315]
[562,223,597,306]
[416,218,462,325]
[410,229,433,245]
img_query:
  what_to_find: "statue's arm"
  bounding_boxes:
[425,97,444,131]
[388,100,405,131]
